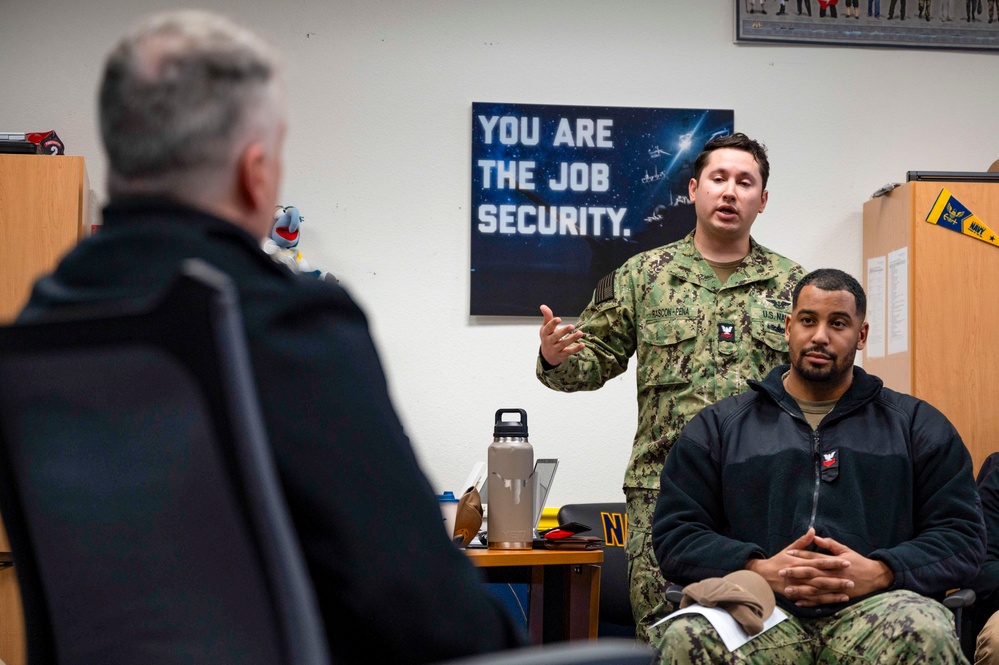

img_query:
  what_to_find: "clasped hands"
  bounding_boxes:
[745,528,895,607]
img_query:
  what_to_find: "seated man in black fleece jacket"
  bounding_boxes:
[651,268,985,664]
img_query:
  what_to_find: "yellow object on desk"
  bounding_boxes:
[537,506,560,532]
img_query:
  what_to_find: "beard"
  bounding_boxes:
[792,346,850,384]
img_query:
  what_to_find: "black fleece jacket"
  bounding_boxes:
[652,364,986,618]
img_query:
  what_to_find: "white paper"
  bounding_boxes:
[887,247,909,356]
[651,604,788,652]
[866,256,887,359]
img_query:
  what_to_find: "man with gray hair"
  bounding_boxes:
[18,10,525,664]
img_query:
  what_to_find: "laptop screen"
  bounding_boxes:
[533,458,558,533]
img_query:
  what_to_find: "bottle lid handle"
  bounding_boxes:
[493,408,528,436]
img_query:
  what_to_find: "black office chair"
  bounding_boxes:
[557,503,636,638]
[0,260,655,665]
[443,639,654,665]
[0,260,331,665]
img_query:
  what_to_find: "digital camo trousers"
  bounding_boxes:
[627,488,675,645]
[654,589,967,664]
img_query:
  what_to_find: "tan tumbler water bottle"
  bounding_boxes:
[487,408,534,550]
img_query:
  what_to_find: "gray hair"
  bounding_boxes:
[99,9,285,199]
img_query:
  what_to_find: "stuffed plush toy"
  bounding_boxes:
[261,205,335,281]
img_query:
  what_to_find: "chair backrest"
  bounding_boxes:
[556,503,633,633]
[0,260,330,665]
[441,638,655,665]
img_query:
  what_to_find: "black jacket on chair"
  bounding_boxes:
[975,454,999,601]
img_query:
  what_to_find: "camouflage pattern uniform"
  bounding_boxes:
[656,589,967,664]
[536,231,805,643]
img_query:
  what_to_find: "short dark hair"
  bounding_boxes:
[692,132,770,190]
[792,269,867,319]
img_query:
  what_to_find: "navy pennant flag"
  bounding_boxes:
[926,188,999,248]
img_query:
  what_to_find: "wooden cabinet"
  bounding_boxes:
[0,154,90,323]
[0,154,89,665]
[862,180,999,476]
[0,524,23,665]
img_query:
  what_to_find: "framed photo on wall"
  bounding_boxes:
[735,0,999,51]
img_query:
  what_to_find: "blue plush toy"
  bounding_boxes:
[262,205,334,281]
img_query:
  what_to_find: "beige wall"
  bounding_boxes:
[3,1,997,505]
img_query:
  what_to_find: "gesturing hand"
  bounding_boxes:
[538,304,584,367]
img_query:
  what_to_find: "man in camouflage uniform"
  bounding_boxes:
[536,133,805,644]
[652,269,984,664]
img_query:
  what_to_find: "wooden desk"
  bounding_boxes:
[466,547,602,644]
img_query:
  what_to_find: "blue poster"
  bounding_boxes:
[470,102,734,317]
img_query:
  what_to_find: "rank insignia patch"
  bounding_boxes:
[821,449,839,482]
[718,323,735,342]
